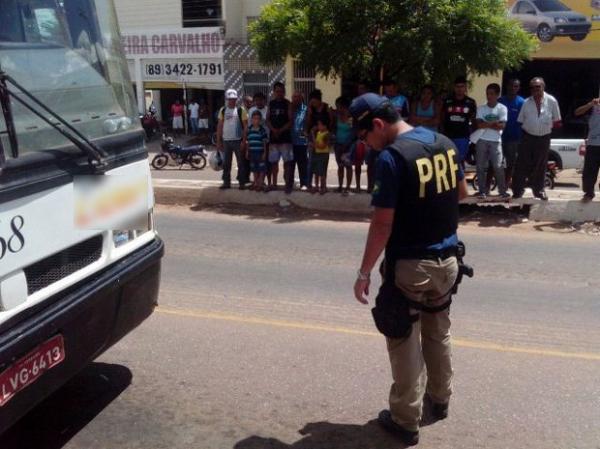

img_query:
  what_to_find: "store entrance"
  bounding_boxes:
[504,59,600,138]
[156,87,224,132]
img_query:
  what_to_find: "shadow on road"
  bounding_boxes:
[233,420,410,449]
[190,203,371,224]
[459,204,530,228]
[0,362,132,449]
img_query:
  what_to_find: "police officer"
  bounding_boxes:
[350,93,468,446]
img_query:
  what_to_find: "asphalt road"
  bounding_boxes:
[2,206,599,449]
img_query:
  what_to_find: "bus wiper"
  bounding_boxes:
[0,136,6,176]
[0,71,19,159]
[0,70,108,172]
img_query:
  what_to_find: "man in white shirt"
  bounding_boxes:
[188,99,200,135]
[216,89,248,189]
[512,77,561,200]
[475,83,509,199]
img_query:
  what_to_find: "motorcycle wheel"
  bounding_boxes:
[471,175,497,192]
[545,173,555,190]
[151,154,169,170]
[190,153,207,170]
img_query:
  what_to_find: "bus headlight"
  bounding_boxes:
[119,117,133,130]
[103,118,120,134]
[111,211,154,248]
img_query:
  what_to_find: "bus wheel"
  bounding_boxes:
[151,154,169,170]
[190,154,207,170]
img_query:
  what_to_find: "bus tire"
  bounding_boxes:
[151,154,169,170]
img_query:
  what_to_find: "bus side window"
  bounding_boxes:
[22,5,70,47]
[0,0,24,42]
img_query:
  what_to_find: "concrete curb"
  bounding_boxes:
[529,200,600,222]
[153,179,600,222]
[153,180,371,213]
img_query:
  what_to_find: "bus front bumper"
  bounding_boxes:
[0,236,164,435]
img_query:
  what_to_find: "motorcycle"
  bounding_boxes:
[151,134,207,170]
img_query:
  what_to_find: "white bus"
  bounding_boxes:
[0,0,163,433]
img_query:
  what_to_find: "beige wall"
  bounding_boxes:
[224,0,268,42]
[470,73,503,105]
[315,75,341,106]
[114,0,182,30]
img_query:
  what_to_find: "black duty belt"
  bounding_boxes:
[393,246,458,261]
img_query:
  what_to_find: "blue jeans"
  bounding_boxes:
[190,117,199,135]
[451,138,470,163]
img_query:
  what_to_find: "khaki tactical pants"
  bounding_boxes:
[386,257,459,431]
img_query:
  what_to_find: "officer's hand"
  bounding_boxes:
[354,278,370,305]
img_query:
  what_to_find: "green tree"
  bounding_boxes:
[249,0,536,92]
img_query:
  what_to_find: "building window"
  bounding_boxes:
[243,73,270,98]
[293,61,316,99]
[182,0,222,28]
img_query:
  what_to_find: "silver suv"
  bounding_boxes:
[509,0,592,42]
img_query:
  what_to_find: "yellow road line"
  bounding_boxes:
[156,307,600,362]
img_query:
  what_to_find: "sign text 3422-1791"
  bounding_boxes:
[145,62,222,77]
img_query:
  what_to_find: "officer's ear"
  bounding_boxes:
[371,118,386,132]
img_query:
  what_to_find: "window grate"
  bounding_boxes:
[24,235,103,295]
[182,0,222,28]
[293,61,316,99]
[243,73,270,99]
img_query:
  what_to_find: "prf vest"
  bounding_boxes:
[385,133,461,261]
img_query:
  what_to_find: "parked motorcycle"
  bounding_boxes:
[151,134,207,170]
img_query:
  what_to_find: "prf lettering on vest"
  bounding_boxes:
[415,149,459,198]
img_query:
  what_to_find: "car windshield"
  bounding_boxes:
[533,0,571,12]
[0,0,139,159]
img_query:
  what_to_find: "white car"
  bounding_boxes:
[549,139,585,170]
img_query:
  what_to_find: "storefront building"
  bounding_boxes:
[114,0,225,125]
[503,0,600,139]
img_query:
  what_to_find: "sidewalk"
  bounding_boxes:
[148,137,599,222]
[152,177,600,223]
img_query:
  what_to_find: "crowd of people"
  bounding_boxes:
[206,76,600,202]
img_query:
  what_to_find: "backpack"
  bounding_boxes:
[219,106,244,125]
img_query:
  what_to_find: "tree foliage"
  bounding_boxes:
[249,0,536,91]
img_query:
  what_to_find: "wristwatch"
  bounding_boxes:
[356,270,370,281]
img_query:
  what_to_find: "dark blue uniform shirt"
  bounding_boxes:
[371,127,463,251]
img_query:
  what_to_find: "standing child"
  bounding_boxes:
[246,111,268,191]
[311,119,331,194]
[350,138,367,193]
[334,96,354,194]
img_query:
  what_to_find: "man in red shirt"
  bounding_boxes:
[171,100,185,137]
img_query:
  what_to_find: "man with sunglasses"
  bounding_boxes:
[512,77,561,200]
[350,93,468,446]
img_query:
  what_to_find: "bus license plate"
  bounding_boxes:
[0,335,65,407]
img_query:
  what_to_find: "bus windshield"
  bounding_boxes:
[0,0,139,159]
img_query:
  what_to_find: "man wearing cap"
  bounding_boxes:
[350,93,468,446]
[217,89,248,189]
